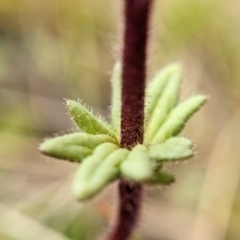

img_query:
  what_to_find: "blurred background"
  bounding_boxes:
[0,0,240,239]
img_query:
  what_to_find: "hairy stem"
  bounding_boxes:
[107,1,152,239]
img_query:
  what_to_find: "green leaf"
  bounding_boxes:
[145,170,175,185]
[111,62,121,136]
[120,145,153,182]
[90,148,129,186]
[145,63,183,142]
[67,100,117,141]
[145,63,181,117]
[167,136,192,147]
[153,95,207,143]
[72,143,121,200]
[149,137,193,162]
[39,133,115,162]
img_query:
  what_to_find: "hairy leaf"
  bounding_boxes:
[111,62,121,136]
[72,143,119,200]
[145,170,175,185]
[73,148,129,201]
[153,95,207,143]
[146,63,183,142]
[67,100,117,141]
[39,133,115,162]
[120,145,152,181]
[149,137,193,161]
[145,63,181,118]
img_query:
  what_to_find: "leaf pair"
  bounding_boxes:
[144,63,206,144]
[39,97,120,163]
[72,142,179,200]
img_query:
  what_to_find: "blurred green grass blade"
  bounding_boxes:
[0,202,70,240]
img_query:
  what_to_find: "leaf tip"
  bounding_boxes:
[72,182,91,201]
[39,139,53,156]
[192,94,208,109]
[168,62,183,74]
[66,99,75,108]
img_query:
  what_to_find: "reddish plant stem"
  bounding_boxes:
[107,1,152,240]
